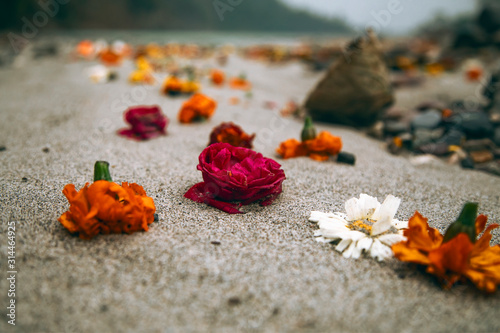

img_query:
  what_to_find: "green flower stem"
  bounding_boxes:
[93,161,113,182]
[442,202,478,243]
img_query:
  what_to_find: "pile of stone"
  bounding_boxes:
[370,68,500,176]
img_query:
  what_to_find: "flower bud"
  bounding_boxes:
[301,116,317,142]
[93,161,113,182]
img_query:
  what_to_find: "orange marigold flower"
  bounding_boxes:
[230,77,252,91]
[208,122,255,148]
[58,180,156,240]
[99,49,122,66]
[392,211,500,293]
[211,69,225,86]
[162,76,183,96]
[277,131,342,161]
[76,40,94,58]
[178,93,217,123]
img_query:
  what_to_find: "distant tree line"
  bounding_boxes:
[0,0,352,32]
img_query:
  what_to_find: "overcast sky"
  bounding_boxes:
[281,0,477,34]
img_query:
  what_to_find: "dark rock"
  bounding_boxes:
[461,157,475,169]
[153,213,159,222]
[0,146,6,152]
[476,161,500,176]
[210,241,221,245]
[228,297,241,306]
[413,128,444,148]
[492,149,500,159]
[439,129,465,146]
[42,147,50,153]
[494,127,500,146]
[416,142,449,156]
[305,32,393,127]
[337,152,356,165]
[452,112,494,139]
[21,177,28,182]
[453,24,488,49]
[462,139,495,152]
[384,121,408,136]
[411,110,441,131]
[470,150,494,164]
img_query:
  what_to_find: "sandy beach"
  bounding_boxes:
[1,43,500,332]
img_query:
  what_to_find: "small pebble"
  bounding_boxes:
[153,213,159,222]
[42,147,50,153]
[337,152,356,165]
[227,297,241,306]
[0,146,6,152]
[21,177,28,182]
[461,157,475,169]
[470,150,494,164]
[211,241,221,245]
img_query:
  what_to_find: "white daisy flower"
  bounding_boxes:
[309,194,408,261]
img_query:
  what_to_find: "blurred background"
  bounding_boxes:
[0,0,491,35]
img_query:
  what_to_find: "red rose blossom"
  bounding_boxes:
[184,143,286,214]
[118,105,168,140]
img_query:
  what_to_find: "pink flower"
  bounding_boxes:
[184,143,286,214]
[118,105,168,140]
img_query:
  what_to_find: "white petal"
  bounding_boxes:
[314,236,330,243]
[335,238,352,253]
[392,219,408,230]
[371,195,401,236]
[372,195,400,222]
[309,211,330,223]
[377,233,406,246]
[351,241,363,259]
[345,197,360,221]
[358,194,381,219]
[356,236,373,252]
[369,239,393,261]
[342,241,357,258]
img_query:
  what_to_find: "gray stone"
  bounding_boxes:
[413,128,444,148]
[453,111,494,139]
[411,110,442,131]
[384,121,408,136]
[462,139,495,152]
[439,129,465,146]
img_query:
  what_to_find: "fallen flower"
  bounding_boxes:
[310,194,407,261]
[86,65,116,84]
[118,105,168,140]
[178,93,217,123]
[162,76,183,96]
[58,161,156,239]
[129,70,155,85]
[276,117,342,161]
[392,203,500,292]
[211,69,225,86]
[99,48,122,66]
[76,40,94,58]
[208,122,255,148]
[230,75,252,91]
[184,143,286,214]
[181,80,201,95]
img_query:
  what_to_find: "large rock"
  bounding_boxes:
[305,31,394,127]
